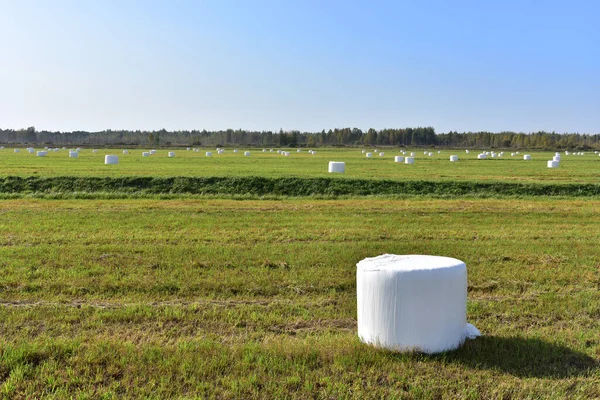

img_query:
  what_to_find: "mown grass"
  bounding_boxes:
[2,176,600,198]
[1,148,600,184]
[0,198,599,398]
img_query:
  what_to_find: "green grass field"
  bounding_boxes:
[2,148,600,184]
[1,198,599,398]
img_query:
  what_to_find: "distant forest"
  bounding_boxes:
[1,127,600,149]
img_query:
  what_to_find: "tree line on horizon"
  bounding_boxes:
[1,126,599,149]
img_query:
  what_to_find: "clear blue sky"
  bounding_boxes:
[1,0,598,133]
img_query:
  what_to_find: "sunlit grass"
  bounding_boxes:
[0,198,598,398]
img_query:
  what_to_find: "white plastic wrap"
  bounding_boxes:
[450,155,458,162]
[36,151,47,157]
[123,150,129,154]
[477,154,486,159]
[104,155,118,164]
[553,155,560,162]
[328,161,345,173]
[357,254,479,354]
[547,160,559,168]
[523,154,531,160]
[206,152,212,157]
[366,153,373,158]
[168,152,175,157]
[69,151,78,158]
[245,151,251,156]
[14,149,20,153]
[404,157,414,164]
[142,152,150,157]
[394,156,404,163]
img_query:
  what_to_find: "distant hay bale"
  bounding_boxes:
[328,161,345,173]
[104,155,118,164]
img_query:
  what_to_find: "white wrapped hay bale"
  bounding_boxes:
[186,147,190,151]
[14,149,20,153]
[428,152,433,156]
[244,151,250,156]
[69,151,78,158]
[405,157,414,164]
[410,152,415,157]
[437,150,441,154]
[311,151,316,155]
[450,155,458,162]
[362,150,366,153]
[168,152,175,157]
[394,156,404,163]
[284,152,290,156]
[206,151,212,157]
[150,150,156,154]
[523,154,531,160]
[234,149,238,153]
[328,161,345,173]
[357,254,479,354]
[553,155,560,162]
[511,153,515,156]
[123,150,129,155]
[465,150,469,153]
[263,149,267,152]
[142,152,150,157]
[36,151,47,157]
[104,155,118,164]
[27,148,35,154]
[379,152,385,157]
[477,153,486,159]
[297,149,301,153]
[547,160,559,168]
[424,151,428,155]
[366,152,373,158]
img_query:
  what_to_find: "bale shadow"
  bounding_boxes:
[434,336,599,378]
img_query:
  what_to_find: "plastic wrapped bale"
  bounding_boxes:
[69,151,78,158]
[437,151,441,154]
[92,149,98,153]
[28,148,35,154]
[428,152,433,156]
[394,156,404,163]
[356,254,480,354]
[168,152,175,157]
[547,160,559,168]
[263,149,267,152]
[379,152,385,157]
[234,149,238,153]
[465,150,469,153]
[297,149,301,153]
[142,152,150,157]
[404,157,414,164]
[150,150,157,154]
[206,152,212,157]
[36,151,47,157]
[450,155,458,162]
[14,149,20,153]
[328,161,345,173]
[186,147,191,151]
[523,154,531,160]
[553,155,560,162]
[362,150,366,153]
[244,151,251,156]
[366,153,373,158]
[477,154,486,159]
[511,153,515,156]
[123,150,129,154]
[104,155,118,165]
[311,151,316,155]
[410,152,415,157]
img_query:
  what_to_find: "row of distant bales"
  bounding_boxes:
[4,146,598,170]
